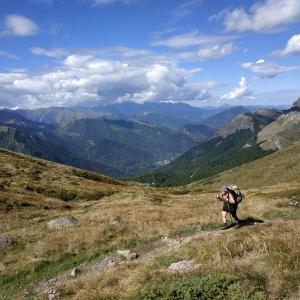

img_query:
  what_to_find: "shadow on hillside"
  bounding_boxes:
[227,217,264,229]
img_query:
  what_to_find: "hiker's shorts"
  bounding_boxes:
[223,203,238,214]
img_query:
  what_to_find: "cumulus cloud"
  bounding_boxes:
[241,59,299,78]
[177,43,236,60]
[0,54,214,108]
[30,47,70,58]
[1,15,39,37]
[221,77,254,101]
[219,0,300,32]
[274,34,300,56]
[151,30,236,48]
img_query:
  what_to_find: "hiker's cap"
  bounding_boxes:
[221,186,228,192]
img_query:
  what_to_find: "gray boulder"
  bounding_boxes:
[70,267,81,278]
[0,234,14,251]
[168,260,198,272]
[48,289,60,300]
[47,216,78,230]
[117,250,138,260]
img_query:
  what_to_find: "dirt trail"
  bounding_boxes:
[29,218,267,297]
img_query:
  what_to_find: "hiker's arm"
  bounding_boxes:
[217,193,227,202]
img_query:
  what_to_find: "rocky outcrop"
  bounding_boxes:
[0,234,14,251]
[167,260,198,272]
[293,98,300,108]
[47,216,78,230]
[257,112,300,150]
[116,250,138,260]
[218,114,254,138]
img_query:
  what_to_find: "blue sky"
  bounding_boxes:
[0,0,300,109]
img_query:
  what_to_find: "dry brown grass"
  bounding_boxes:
[1,147,300,299]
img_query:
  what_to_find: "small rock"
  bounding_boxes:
[48,289,60,300]
[289,201,299,207]
[0,234,14,251]
[70,267,81,278]
[47,216,78,230]
[168,260,198,272]
[117,250,138,260]
[111,217,121,225]
[107,259,116,267]
[161,236,181,245]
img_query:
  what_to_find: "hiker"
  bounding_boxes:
[217,186,240,229]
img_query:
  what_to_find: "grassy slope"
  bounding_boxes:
[190,141,300,190]
[0,147,299,300]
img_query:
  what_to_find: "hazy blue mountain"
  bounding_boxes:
[16,107,112,124]
[14,102,224,130]
[0,110,121,177]
[199,106,251,129]
[134,111,281,186]
[0,109,197,177]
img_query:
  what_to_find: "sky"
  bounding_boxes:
[0,0,300,109]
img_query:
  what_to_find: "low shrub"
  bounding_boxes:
[133,272,266,300]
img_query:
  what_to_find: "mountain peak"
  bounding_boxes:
[255,108,281,118]
[293,97,300,108]
[217,114,254,138]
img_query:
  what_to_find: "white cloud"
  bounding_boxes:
[0,54,214,108]
[221,77,254,101]
[241,59,299,78]
[88,0,137,6]
[0,50,20,60]
[30,47,70,58]
[274,34,300,56]
[177,43,236,60]
[220,0,300,32]
[151,30,236,48]
[170,0,202,21]
[1,15,39,37]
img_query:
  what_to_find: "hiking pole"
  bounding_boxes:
[209,196,219,224]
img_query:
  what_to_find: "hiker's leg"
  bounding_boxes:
[231,205,239,222]
[221,210,227,224]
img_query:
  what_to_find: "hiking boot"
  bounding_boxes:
[221,223,228,230]
[233,223,241,229]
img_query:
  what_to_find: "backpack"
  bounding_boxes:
[227,185,245,204]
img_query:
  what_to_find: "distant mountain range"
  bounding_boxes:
[0,107,197,177]
[14,102,241,130]
[135,101,300,186]
[1,101,298,181]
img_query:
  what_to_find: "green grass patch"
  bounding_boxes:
[131,271,267,300]
[201,222,221,231]
[0,235,162,299]
[169,225,199,238]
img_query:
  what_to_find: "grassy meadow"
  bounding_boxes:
[0,146,299,299]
